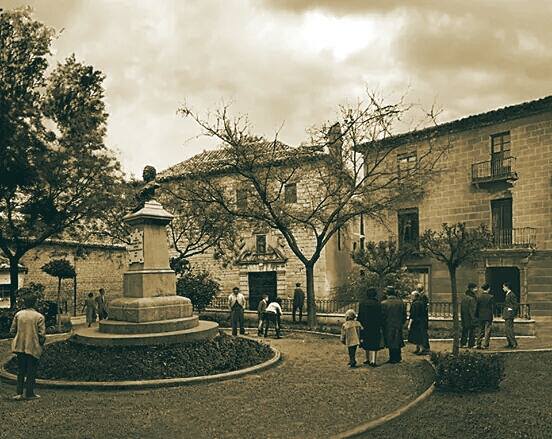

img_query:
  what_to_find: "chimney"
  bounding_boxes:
[327,122,343,164]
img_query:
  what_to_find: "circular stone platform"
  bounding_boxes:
[73,320,219,346]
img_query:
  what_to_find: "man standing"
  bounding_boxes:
[412,283,431,354]
[292,283,305,323]
[257,294,269,336]
[228,287,246,336]
[381,286,407,364]
[96,288,109,321]
[502,282,518,349]
[10,294,46,400]
[461,282,478,348]
[475,283,494,349]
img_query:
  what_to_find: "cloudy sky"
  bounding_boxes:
[4,0,551,177]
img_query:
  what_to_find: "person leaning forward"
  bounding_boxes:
[475,283,494,349]
[228,287,247,336]
[10,294,46,400]
[381,286,407,364]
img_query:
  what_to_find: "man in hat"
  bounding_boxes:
[461,282,478,348]
[381,286,407,364]
[228,287,247,336]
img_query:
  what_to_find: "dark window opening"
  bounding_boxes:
[397,152,417,178]
[490,132,511,177]
[398,208,419,249]
[284,183,297,203]
[491,198,513,246]
[236,188,248,209]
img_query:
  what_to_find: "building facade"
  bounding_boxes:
[360,95,552,317]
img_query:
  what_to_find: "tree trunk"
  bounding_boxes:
[8,256,21,310]
[449,266,460,356]
[305,263,317,328]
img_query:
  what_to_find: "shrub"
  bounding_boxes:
[176,269,220,311]
[431,351,505,392]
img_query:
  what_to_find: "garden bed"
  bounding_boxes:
[4,334,274,381]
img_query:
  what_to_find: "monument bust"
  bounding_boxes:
[134,165,161,212]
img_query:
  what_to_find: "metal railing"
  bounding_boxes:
[206,297,531,320]
[471,156,517,183]
[490,227,537,248]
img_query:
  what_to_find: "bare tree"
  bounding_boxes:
[419,222,493,355]
[171,93,446,327]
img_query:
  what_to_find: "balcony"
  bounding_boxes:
[490,227,537,249]
[471,156,518,186]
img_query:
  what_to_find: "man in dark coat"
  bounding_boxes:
[408,292,428,355]
[461,282,478,348]
[502,282,519,348]
[292,283,305,323]
[475,283,494,349]
[381,286,407,364]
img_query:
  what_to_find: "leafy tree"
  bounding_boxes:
[175,267,221,312]
[419,223,493,355]
[351,239,417,296]
[41,259,76,314]
[0,7,122,308]
[173,94,446,327]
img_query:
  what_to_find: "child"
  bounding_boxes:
[341,309,362,368]
[82,292,97,327]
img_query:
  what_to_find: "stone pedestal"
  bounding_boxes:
[74,200,218,346]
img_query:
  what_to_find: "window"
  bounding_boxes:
[256,234,267,254]
[359,213,365,250]
[491,132,511,155]
[284,183,297,203]
[491,198,513,246]
[398,208,419,249]
[397,152,417,178]
[236,187,248,209]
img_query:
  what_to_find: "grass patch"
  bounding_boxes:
[5,334,274,381]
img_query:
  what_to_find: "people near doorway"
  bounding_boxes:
[408,291,430,355]
[96,288,108,321]
[357,287,383,367]
[9,294,46,400]
[292,283,305,323]
[341,309,362,368]
[264,298,283,338]
[257,294,269,336]
[502,282,518,349]
[381,286,407,364]
[228,287,247,336]
[82,292,97,327]
[475,283,494,349]
[461,283,478,348]
[412,283,431,352]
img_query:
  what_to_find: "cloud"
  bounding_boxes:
[2,0,550,176]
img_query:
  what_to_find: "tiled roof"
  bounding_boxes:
[159,140,324,180]
[359,94,552,150]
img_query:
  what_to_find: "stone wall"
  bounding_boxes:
[20,240,127,311]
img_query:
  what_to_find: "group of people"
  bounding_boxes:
[341,285,425,368]
[228,283,306,338]
[82,288,109,327]
[461,281,518,349]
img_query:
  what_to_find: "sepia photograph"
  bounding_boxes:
[0,1,551,438]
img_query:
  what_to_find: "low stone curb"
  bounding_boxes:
[0,335,281,391]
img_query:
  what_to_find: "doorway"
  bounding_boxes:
[486,266,520,307]
[248,271,277,311]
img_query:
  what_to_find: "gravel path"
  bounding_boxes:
[0,332,433,439]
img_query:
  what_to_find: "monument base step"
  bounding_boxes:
[72,320,219,346]
[99,316,199,334]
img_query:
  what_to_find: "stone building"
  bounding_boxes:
[358,95,552,317]
[159,144,354,310]
[0,240,126,309]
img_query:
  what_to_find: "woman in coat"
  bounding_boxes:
[408,292,428,354]
[356,287,383,367]
[82,292,97,327]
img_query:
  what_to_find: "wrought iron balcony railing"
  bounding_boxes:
[490,227,537,249]
[472,156,517,184]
